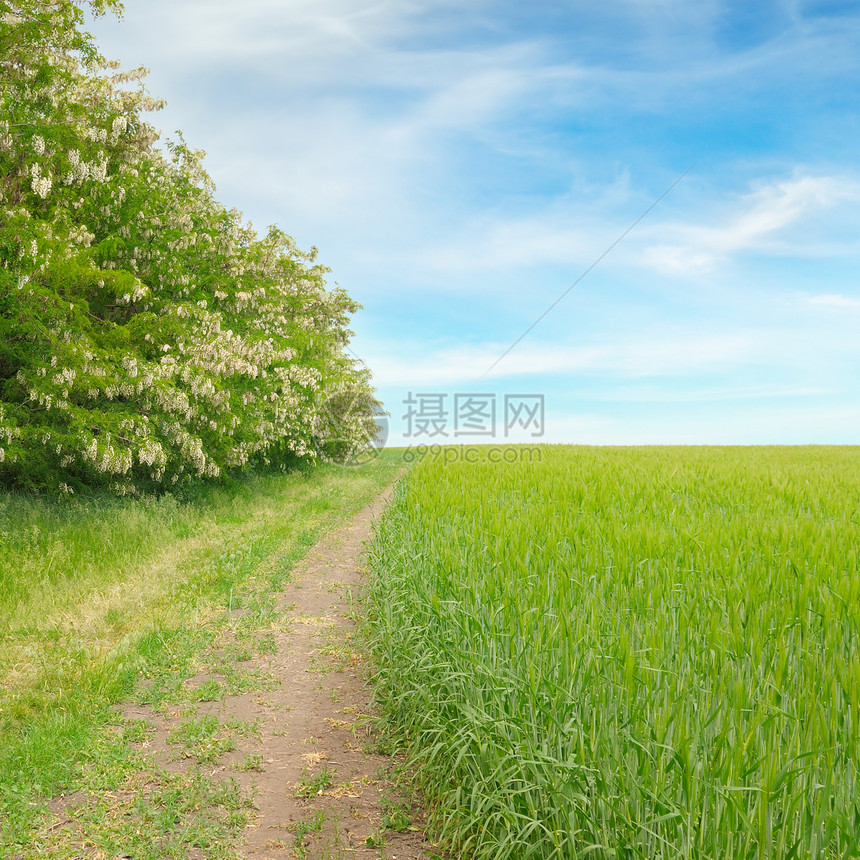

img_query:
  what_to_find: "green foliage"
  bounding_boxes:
[367,445,860,859]
[293,764,335,798]
[0,0,381,493]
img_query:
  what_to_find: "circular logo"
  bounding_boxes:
[320,394,389,467]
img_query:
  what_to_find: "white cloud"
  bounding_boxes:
[643,174,860,273]
[84,0,860,447]
[542,402,860,445]
[90,2,554,242]
[105,0,419,66]
[806,292,860,309]
[592,382,829,403]
[404,170,639,274]
[91,3,860,284]
[366,330,766,386]
[415,216,597,272]
[98,0,544,102]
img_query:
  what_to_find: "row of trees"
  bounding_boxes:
[0,0,382,493]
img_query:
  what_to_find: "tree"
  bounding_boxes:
[0,0,381,493]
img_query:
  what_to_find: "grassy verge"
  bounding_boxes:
[0,452,405,856]
[365,445,860,860]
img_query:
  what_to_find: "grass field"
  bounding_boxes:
[0,454,404,855]
[366,445,860,859]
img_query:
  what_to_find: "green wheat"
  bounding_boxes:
[366,445,860,860]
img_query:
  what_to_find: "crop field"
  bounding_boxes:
[366,446,860,859]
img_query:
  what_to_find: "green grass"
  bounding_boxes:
[33,754,255,859]
[287,808,327,859]
[0,452,405,854]
[293,764,336,799]
[167,715,237,764]
[232,753,264,773]
[366,445,860,859]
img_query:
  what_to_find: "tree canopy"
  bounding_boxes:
[0,0,382,493]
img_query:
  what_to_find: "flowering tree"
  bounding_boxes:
[0,0,382,493]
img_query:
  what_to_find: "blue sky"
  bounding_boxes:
[87,0,860,445]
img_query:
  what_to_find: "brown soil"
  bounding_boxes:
[129,485,439,860]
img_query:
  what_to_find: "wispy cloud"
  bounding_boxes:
[368,330,767,386]
[109,0,419,65]
[542,401,860,445]
[643,174,860,273]
[806,292,860,309]
[414,215,598,273]
[87,1,860,444]
[590,383,830,403]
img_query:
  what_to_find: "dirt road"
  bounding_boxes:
[125,485,438,860]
